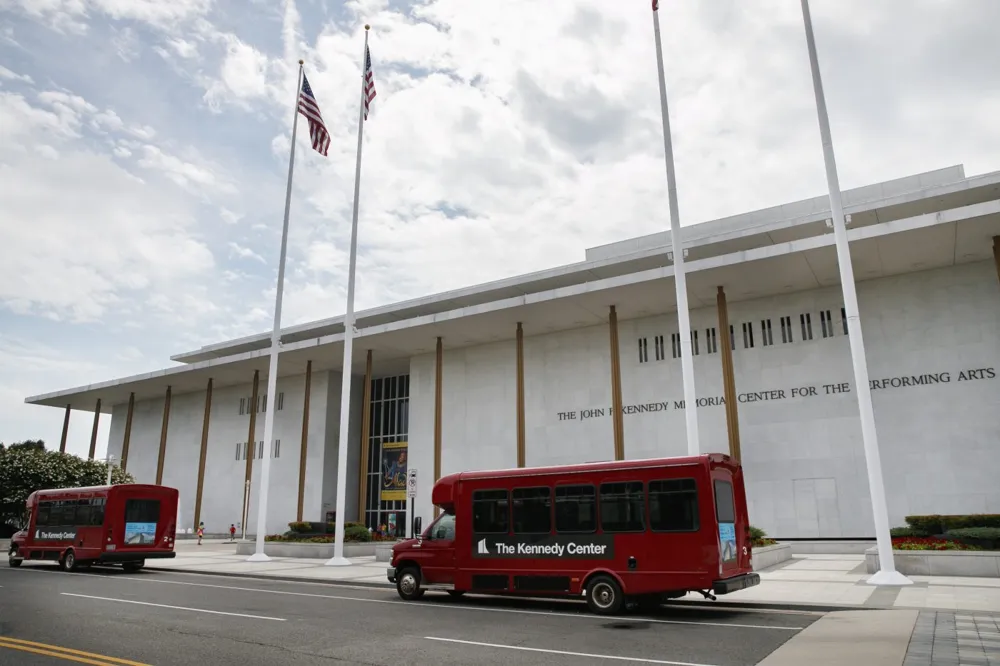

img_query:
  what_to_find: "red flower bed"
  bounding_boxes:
[892,536,981,551]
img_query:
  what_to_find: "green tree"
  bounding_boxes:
[0,445,135,529]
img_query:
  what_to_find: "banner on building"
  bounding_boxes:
[380,441,408,501]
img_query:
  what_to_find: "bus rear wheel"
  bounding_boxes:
[59,549,77,572]
[8,546,22,568]
[586,574,624,615]
[396,566,424,601]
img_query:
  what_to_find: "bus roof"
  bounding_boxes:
[431,453,736,507]
[29,484,178,498]
[445,453,732,482]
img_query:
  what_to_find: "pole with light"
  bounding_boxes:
[798,0,908,586]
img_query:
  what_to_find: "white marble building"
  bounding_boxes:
[26,164,1000,539]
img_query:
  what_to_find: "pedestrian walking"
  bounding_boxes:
[197,522,205,545]
[229,524,236,542]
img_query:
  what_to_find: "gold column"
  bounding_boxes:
[155,386,172,484]
[717,287,741,461]
[609,306,625,461]
[993,236,999,285]
[59,405,71,454]
[121,393,135,471]
[242,370,260,529]
[356,351,373,522]
[296,360,313,522]
[516,322,526,468]
[193,379,213,531]
[88,399,101,460]
[434,337,443,518]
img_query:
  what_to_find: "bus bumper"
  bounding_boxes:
[386,566,396,583]
[97,551,177,563]
[712,572,760,595]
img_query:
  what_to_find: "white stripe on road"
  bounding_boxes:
[425,637,719,665]
[101,576,803,631]
[59,593,286,621]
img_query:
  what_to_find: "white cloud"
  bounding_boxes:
[2,0,999,454]
[229,241,266,264]
[0,65,33,83]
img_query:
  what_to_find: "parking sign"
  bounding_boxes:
[407,468,417,498]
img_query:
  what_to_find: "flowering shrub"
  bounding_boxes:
[749,525,777,547]
[0,442,135,529]
[892,536,982,551]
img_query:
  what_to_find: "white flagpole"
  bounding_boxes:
[651,1,699,456]
[798,0,908,586]
[246,60,305,562]
[326,26,371,567]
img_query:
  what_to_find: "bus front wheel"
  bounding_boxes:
[396,566,425,601]
[59,549,77,572]
[8,546,22,568]
[586,574,624,615]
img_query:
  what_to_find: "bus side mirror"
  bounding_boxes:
[413,516,422,538]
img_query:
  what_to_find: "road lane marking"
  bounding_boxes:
[98,577,803,631]
[7,566,806,630]
[0,636,151,666]
[59,593,286,621]
[425,637,719,665]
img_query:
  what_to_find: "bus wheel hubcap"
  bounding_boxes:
[593,583,614,608]
[400,574,417,595]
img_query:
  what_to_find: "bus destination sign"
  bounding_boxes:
[473,535,614,559]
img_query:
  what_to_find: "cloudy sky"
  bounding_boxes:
[1,0,998,459]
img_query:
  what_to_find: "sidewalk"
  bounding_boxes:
[147,540,1000,615]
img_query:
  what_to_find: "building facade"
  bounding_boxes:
[26,165,1000,539]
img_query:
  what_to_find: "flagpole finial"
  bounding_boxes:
[298,59,304,65]
[365,24,370,30]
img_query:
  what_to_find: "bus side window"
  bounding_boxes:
[599,482,645,533]
[75,499,93,526]
[555,485,596,533]
[512,487,551,534]
[649,478,699,532]
[91,499,105,526]
[472,490,509,534]
[37,502,51,527]
[54,501,74,526]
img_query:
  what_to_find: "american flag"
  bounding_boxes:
[363,45,377,120]
[298,74,330,156]
[652,0,658,10]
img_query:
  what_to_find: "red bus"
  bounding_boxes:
[8,484,179,572]
[388,454,759,614]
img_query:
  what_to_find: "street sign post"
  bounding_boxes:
[407,469,417,537]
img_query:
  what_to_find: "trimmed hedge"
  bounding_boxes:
[944,527,1000,550]
[286,521,366,535]
[905,514,1000,534]
[890,526,928,538]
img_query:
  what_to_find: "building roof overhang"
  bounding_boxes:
[24,166,1000,413]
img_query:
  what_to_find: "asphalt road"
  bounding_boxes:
[0,560,819,666]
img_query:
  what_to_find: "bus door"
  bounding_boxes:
[711,474,743,577]
[418,511,456,585]
[73,498,103,553]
